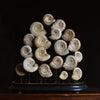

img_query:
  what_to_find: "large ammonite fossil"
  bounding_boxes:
[16,13,83,81]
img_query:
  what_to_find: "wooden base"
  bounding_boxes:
[0,89,100,100]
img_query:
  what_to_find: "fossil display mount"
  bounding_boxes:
[11,14,88,92]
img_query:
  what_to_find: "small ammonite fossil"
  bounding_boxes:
[63,55,77,70]
[39,64,53,78]
[59,71,68,80]
[68,38,81,52]
[43,14,55,25]
[15,63,26,76]
[30,22,46,36]
[23,33,34,47]
[35,47,51,62]
[72,67,82,81]
[23,57,38,73]
[54,40,69,56]
[20,45,33,58]
[50,56,63,69]
[62,29,75,42]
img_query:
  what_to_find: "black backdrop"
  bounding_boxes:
[0,1,100,92]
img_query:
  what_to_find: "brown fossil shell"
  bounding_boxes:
[72,67,82,81]
[63,55,77,70]
[43,14,55,25]
[23,33,34,47]
[59,71,68,80]
[62,29,75,42]
[50,56,63,69]
[35,47,50,61]
[35,35,51,49]
[68,38,81,52]
[39,64,53,78]
[15,63,26,76]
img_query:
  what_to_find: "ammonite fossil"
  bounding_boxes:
[43,14,55,25]
[49,28,62,40]
[30,22,46,36]
[62,29,75,42]
[23,33,34,47]
[54,40,69,56]
[35,47,50,61]
[68,38,81,52]
[35,35,51,49]
[20,45,33,58]
[15,63,26,76]
[50,56,63,69]
[72,67,82,81]
[23,57,38,73]
[63,55,77,70]
[39,64,53,78]
[52,19,66,32]
[59,71,68,80]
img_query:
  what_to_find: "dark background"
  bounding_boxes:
[0,1,100,92]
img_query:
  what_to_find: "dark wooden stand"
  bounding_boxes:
[0,88,100,100]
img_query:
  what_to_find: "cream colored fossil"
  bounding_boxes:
[15,63,26,76]
[35,47,50,61]
[68,38,81,52]
[54,40,69,56]
[30,22,46,36]
[49,28,62,40]
[35,35,51,49]
[20,45,33,58]
[43,14,55,25]
[23,33,34,47]
[59,71,68,80]
[39,64,53,78]
[52,19,66,32]
[72,67,82,81]
[23,57,38,73]
[63,55,77,70]
[50,56,63,69]
[75,51,83,63]
[62,29,75,42]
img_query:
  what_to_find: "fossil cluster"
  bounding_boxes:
[15,14,83,81]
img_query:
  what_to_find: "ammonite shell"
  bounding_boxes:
[54,40,69,56]
[50,56,63,69]
[49,28,62,40]
[75,51,83,63]
[72,67,82,81]
[68,38,81,52]
[59,71,68,80]
[62,29,75,42]
[23,57,38,73]
[35,47,50,61]
[20,45,33,58]
[63,55,77,70]
[43,14,55,25]
[52,19,66,32]
[15,63,26,76]
[30,22,46,36]
[23,33,34,47]
[35,35,51,49]
[39,64,53,78]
